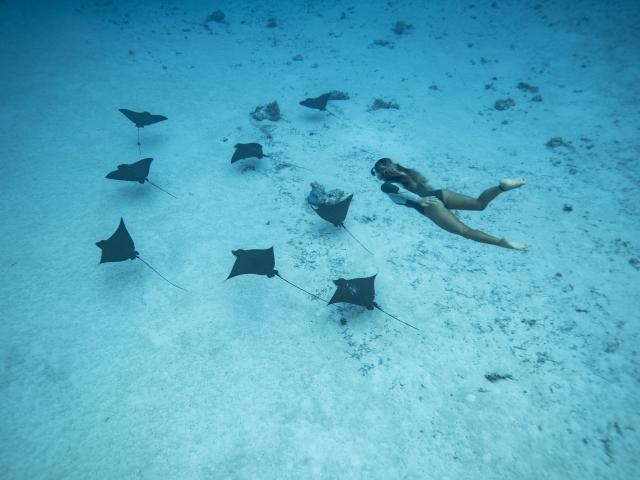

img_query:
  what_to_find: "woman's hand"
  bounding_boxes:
[418,196,443,208]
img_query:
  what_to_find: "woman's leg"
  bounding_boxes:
[418,198,525,249]
[441,187,501,211]
[440,177,526,211]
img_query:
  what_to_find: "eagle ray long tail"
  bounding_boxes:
[137,128,141,155]
[341,224,373,255]
[145,179,177,198]
[263,155,312,172]
[136,256,187,291]
[374,303,420,331]
[280,161,312,171]
[276,273,328,302]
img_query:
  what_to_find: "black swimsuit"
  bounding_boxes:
[415,184,445,202]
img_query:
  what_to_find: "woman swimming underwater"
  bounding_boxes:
[371,157,527,250]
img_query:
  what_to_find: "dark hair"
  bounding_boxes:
[372,157,430,192]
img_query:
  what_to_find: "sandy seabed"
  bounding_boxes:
[1,1,639,479]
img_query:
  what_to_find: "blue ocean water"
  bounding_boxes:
[1,0,639,478]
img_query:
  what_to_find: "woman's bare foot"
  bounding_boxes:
[500,238,527,250]
[500,177,526,191]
